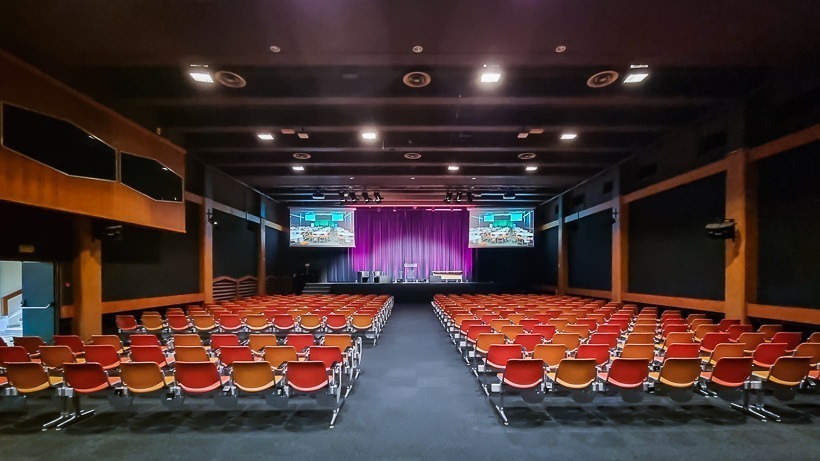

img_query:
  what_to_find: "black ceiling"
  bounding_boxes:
[1,1,819,206]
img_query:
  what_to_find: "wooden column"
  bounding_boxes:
[557,196,568,295]
[72,217,102,339]
[611,197,629,303]
[257,200,267,296]
[725,149,756,322]
[200,197,214,304]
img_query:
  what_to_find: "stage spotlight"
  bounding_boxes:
[374,191,383,203]
[206,209,219,226]
[443,191,453,203]
[456,192,463,203]
[362,191,372,202]
[348,191,359,202]
[338,191,346,201]
[503,192,516,200]
[312,191,324,200]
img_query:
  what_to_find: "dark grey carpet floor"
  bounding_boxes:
[1,304,819,460]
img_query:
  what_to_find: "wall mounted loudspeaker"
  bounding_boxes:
[92,222,124,241]
[705,219,736,240]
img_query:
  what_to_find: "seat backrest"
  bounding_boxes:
[175,361,222,392]
[475,333,506,354]
[588,332,619,349]
[285,334,315,353]
[459,319,483,334]
[771,332,803,351]
[248,334,279,352]
[767,356,811,387]
[807,332,820,344]
[693,324,720,340]
[12,336,45,354]
[325,314,348,329]
[665,342,701,359]
[512,333,543,352]
[263,345,298,368]
[663,331,695,346]
[351,314,372,329]
[0,346,32,365]
[174,346,210,362]
[519,319,540,331]
[219,346,254,366]
[129,334,162,347]
[717,319,741,331]
[308,346,344,369]
[575,344,610,365]
[793,342,820,366]
[167,314,191,330]
[121,362,166,393]
[300,314,322,329]
[726,324,753,341]
[192,314,216,329]
[503,359,545,388]
[699,332,732,351]
[554,358,597,389]
[83,344,121,368]
[38,345,77,368]
[708,343,746,363]
[631,324,656,335]
[485,344,524,369]
[658,358,702,387]
[173,334,202,347]
[5,361,53,392]
[500,325,526,340]
[245,314,269,329]
[624,332,655,345]
[322,334,353,352]
[286,361,329,393]
[735,332,767,352]
[607,358,650,387]
[210,334,240,351]
[53,335,85,354]
[532,344,568,367]
[115,315,139,330]
[551,333,581,351]
[620,343,656,361]
[530,325,557,341]
[232,361,276,391]
[752,342,789,368]
[710,357,753,388]
[91,335,124,353]
[141,314,164,330]
[757,324,784,341]
[219,314,242,329]
[130,345,169,365]
[64,362,111,393]
[466,325,494,342]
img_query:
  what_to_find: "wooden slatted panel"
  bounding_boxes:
[213,277,237,301]
[237,276,258,298]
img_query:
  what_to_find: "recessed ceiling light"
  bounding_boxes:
[269,45,282,53]
[503,192,516,200]
[281,128,296,134]
[624,72,649,84]
[412,45,423,53]
[257,132,274,141]
[517,131,529,139]
[560,132,578,141]
[471,177,477,180]
[292,165,305,172]
[312,191,324,200]
[448,165,460,171]
[529,128,544,134]
[525,166,538,172]
[297,132,309,139]
[188,68,214,84]
[480,70,502,83]
[555,45,567,53]
[410,177,415,180]
[349,177,355,180]
[361,130,378,140]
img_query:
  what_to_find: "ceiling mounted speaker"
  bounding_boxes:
[518,152,536,160]
[404,152,422,159]
[215,71,247,88]
[293,153,311,160]
[403,71,431,88]
[587,70,619,88]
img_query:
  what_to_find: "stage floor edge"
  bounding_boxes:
[306,282,515,303]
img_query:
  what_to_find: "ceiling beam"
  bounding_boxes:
[128,95,720,108]
[212,161,609,169]
[235,174,582,188]
[168,124,673,134]
[193,146,632,154]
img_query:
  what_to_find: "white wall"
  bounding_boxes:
[0,261,23,315]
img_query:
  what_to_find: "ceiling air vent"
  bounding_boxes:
[292,153,311,160]
[404,152,422,160]
[403,71,431,88]
[215,71,247,88]
[587,70,619,88]
[518,152,536,160]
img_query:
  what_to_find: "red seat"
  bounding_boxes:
[129,334,163,348]
[703,356,753,388]
[603,358,650,389]
[699,332,732,354]
[166,314,191,332]
[285,334,316,355]
[771,332,802,352]
[662,342,701,361]
[459,319,484,337]
[129,345,174,368]
[660,324,687,338]
[465,325,494,343]
[52,335,85,355]
[115,315,140,333]
[175,361,230,394]
[218,346,254,367]
[485,344,524,370]
[502,359,545,389]
[519,319,541,332]
[210,334,240,352]
[219,314,243,333]
[752,342,789,368]
[84,344,126,370]
[325,314,348,331]
[513,334,544,352]
[588,332,619,349]
[727,324,753,341]
[286,360,330,393]
[0,346,33,365]
[64,362,121,394]
[307,346,345,370]
[12,336,45,356]
[530,325,557,341]
[596,324,621,335]
[717,319,741,332]
[575,343,610,367]
[273,314,296,332]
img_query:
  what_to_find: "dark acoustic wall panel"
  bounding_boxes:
[757,141,820,308]
[213,210,259,279]
[0,201,74,261]
[102,201,200,301]
[532,230,549,284]
[472,248,540,288]
[568,209,613,291]
[265,226,283,276]
[544,227,559,286]
[628,173,726,300]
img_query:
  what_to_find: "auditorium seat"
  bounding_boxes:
[4,362,67,430]
[532,344,567,370]
[218,346,255,368]
[263,345,298,369]
[649,357,702,402]
[120,362,175,394]
[140,313,165,334]
[512,333,543,353]
[210,334,240,352]
[12,336,45,356]
[218,314,243,334]
[499,325,526,341]
[283,360,343,428]
[130,345,174,368]
[91,335,127,354]
[38,345,80,371]
[693,324,721,341]
[757,324,784,341]
[699,332,732,355]
[771,332,803,352]
[129,334,164,349]
[751,342,789,369]
[793,342,820,368]
[174,346,213,363]
[551,333,581,353]
[285,334,316,357]
[167,314,192,333]
[735,332,767,354]
[717,319,741,331]
[0,345,34,365]
[192,314,218,334]
[324,314,349,333]
[530,325,557,341]
[232,360,281,394]
[600,358,650,401]
[576,343,610,368]
[739,356,812,422]
[588,332,619,349]
[62,362,121,430]
[620,343,656,361]
[175,361,230,395]
[548,358,598,401]
[299,314,323,333]
[115,315,141,335]
[245,314,271,333]
[704,343,746,366]
[492,358,546,425]
[53,335,85,356]
[248,334,279,354]
[807,332,820,343]
[483,344,524,376]
[700,356,753,401]
[727,324,754,341]
[630,324,657,335]
[656,343,701,365]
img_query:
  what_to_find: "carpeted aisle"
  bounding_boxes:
[1,304,819,460]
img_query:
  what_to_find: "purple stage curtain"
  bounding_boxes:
[352,208,472,281]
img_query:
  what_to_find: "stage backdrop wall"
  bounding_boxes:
[352,208,473,282]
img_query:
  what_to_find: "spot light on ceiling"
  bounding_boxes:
[412,45,423,53]
[188,65,214,83]
[257,132,274,141]
[525,166,538,172]
[447,165,460,171]
[361,129,378,140]
[479,64,502,83]
[292,165,305,172]
[624,64,650,84]
[269,45,282,53]
[560,132,578,141]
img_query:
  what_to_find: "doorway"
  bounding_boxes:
[0,261,57,343]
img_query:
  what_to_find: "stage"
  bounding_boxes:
[303,281,513,303]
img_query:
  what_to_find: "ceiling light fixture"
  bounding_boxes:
[525,166,538,172]
[269,45,282,53]
[517,131,529,139]
[555,45,567,53]
[480,66,502,83]
[292,165,305,172]
[361,129,378,140]
[560,132,578,141]
[297,132,309,139]
[281,128,296,134]
[503,192,516,200]
[188,66,214,84]
[412,45,423,53]
[624,65,650,84]
[448,165,460,171]
[312,191,324,200]
[293,153,311,160]
[529,128,544,134]
[257,132,275,141]
[410,177,415,180]
[518,152,536,160]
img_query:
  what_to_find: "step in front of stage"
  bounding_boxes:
[301,281,524,303]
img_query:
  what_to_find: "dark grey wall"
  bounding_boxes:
[568,209,613,291]
[544,228,559,286]
[212,210,259,279]
[757,141,820,308]
[628,173,726,300]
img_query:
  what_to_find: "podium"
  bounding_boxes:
[403,263,418,283]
